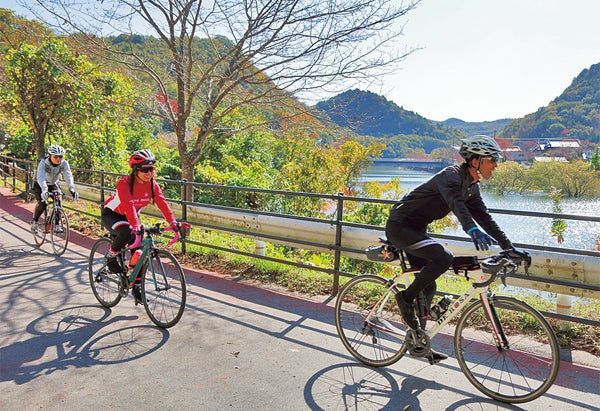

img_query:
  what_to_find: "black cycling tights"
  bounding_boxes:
[402,242,454,303]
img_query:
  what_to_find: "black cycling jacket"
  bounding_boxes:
[387,162,512,249]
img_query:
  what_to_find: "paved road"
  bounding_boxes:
[1,186,599,411]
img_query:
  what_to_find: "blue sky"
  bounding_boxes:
[370,0,600,122]
[5,0,600,122]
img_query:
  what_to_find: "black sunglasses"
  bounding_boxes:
[139,166,156,173]
[51,155,63,159]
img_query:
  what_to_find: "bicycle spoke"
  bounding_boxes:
[50,208,69,255]
[454,296,560,403]
[143,249,186,328]
[335,275,407,367]
[32,215,47,247]
[89,237,122,307]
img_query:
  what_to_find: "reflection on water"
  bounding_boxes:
[360,166,434,191]
[361,165,600,251]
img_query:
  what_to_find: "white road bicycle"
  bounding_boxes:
[334,239,560,404]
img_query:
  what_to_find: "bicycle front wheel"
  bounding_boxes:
[50,208,69,256]
[455,296,560,403]
[334,275,408,367]
[32,216,46,247]
[89,237,122,307]
[142,249,187,328]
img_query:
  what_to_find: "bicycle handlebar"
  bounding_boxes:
[129,222,191,249]
[42,190,63,203]
[474,249,531,288]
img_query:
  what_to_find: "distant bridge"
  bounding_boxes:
[371,158,452,172]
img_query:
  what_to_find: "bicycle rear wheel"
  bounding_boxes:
[334,275,407,367]
[89,237,122,307]
[142,249,186,328]
[455,296,560,403]
[50,208,69,255]
[32,216,47,247]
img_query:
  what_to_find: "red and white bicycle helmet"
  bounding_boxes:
[129,149,156,168]
[459,135,502,160]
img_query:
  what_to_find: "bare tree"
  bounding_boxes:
[23,0,420,199]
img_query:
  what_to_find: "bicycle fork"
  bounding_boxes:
[480,293,510,351]
[150,254,172,292]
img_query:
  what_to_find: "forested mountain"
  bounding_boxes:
[497,63,600,143]
[317,63,600,152]
[438,118,513,136]
[315,89,467,157]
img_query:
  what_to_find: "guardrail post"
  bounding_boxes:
[100,172,105,211]
[11,161,16,193]
[26,162,33,201]
[181,179,188,255]
[556,294,572,330]
[332,192,344,296]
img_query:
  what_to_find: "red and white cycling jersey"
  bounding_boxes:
[104,174,175,227]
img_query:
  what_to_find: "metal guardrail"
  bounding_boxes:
[2,153,599,328]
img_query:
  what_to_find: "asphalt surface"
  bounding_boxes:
[1,186,599,411]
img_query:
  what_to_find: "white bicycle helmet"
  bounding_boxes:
[459,135,502,160]
[48,144,66,156]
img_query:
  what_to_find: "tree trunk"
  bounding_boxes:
[33,127,45,160]
[180,155,195,202]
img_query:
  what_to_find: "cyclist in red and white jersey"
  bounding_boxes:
[101,149,179,280]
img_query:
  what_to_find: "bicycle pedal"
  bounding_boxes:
[426,350,449,365]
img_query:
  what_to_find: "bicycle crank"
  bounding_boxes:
[119,274,129,297]
[405,329,431,357]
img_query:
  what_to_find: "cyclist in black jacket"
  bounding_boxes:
[385,135,519,361]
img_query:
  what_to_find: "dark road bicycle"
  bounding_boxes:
[334,238,560,404]
[88,222,190,328]
[31,190,69,256]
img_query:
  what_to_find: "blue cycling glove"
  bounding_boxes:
[468,227,494,251]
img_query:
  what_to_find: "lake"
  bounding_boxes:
[360,165,600,251]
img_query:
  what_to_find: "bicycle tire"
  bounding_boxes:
[50,207,69,255]
[142,249,187,328]
[89,237,123,307]
[32,214,46,247]
[454,296,560,403]
[334,275,408,367]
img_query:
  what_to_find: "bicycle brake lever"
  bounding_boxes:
[500,269,507,287]
[167,231,179,245]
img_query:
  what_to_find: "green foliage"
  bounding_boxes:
[488,159,600,198]
[344,178,404,226]
[590,147,600,170]
[486,161,532,194]
[2,38,90,157]
[530,160,600,198]
[549,187,567,244]
[4,125,32,159]
[1,33,148,173]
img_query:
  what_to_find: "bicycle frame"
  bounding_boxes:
[121,224,183,292]
[367,267,504,345]
[44,191,62,228]
[127,238,167,293]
